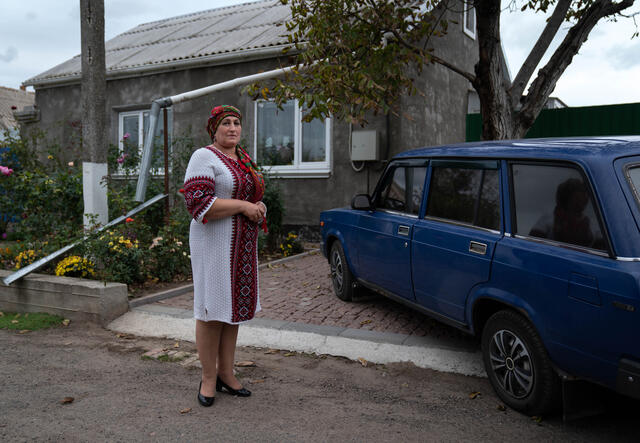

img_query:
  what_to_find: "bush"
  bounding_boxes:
[280,232,304,257]
[55,256,96,278]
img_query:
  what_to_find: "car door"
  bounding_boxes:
[493,161,627,382]
[412,159,502,322]
[356,160,428,301]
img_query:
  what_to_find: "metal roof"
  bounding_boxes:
[0,86,35,131]
[24,0,292,87]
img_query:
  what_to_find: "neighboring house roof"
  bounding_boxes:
[0,86,35,131]
[24,0,291,88]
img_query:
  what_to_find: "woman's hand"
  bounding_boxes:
[242,201,266,223]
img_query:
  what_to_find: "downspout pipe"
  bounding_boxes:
[135,63,307,202]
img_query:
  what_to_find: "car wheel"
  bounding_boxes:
[481,310,560,415]
[329,241,354,302]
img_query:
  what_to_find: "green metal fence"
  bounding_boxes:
[466,102,640,142]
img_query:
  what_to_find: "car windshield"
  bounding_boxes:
[628,166,640,205]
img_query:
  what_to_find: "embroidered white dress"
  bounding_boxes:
[183,146,261,324]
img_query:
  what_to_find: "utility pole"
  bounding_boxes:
[80,0,108,228]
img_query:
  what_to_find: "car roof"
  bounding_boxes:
[395,136,640,162]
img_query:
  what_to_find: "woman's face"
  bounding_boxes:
[215,116,242,148]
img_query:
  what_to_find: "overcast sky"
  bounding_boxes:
[0,0,638,107]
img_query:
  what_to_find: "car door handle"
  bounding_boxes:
[398,225,410,236]
[469,241,487,255]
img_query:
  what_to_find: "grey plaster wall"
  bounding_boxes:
[23,5,477,228]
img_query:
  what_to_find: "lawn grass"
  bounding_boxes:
[0,311,65,331]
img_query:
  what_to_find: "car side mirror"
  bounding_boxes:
[351,194,373,210]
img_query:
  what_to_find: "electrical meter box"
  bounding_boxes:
[351,130,379,161]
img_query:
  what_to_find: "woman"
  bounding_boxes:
[182,105,266,407]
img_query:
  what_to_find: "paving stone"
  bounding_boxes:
[153,253,472,344]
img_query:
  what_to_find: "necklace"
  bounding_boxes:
[212,144,238,161]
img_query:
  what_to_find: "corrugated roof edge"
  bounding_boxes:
[134,0,274,29]
[22,44,295,88]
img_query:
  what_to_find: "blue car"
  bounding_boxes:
[320,136,640,415]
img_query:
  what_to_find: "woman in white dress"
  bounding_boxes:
[182,105,266,407]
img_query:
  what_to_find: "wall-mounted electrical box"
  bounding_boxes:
[351,130,379,161]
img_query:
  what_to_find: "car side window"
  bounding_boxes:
[377,166,427,215]
[511,163,607,251]
[426,164,500,230]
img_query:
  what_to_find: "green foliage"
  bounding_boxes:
[80,226,145,285]
[0,129,83,245]
[280,232,304,257]
[0,311,65,331]
[248,0,447,125]
[145,209,191,282]
[261,172,285,251]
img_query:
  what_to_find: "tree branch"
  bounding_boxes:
[388,29,476,83]
[518,0,635,132]
[508,0,572,105]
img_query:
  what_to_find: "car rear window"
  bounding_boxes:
[627,166,640,205]
[511,163,607,251]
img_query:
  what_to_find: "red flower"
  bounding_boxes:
[125,217,134,223]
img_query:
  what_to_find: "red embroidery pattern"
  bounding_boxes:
[207,147,259,322]
[183,176,215,221]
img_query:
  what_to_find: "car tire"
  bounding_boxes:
[481,310,560,416]
[329,241,355,302]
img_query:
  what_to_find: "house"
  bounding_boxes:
[20,0,479,232]
[0,86,35,140]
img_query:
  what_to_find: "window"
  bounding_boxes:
[426,161,500,230]
[118,109,172,175]
[463,2,476,39]
[626,165,640,208]
[511,163,606,251]
[377,166,427,215]
[254,100,331,177]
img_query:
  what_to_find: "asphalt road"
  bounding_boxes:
[1,323,638,442]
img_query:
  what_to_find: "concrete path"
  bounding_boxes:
[109,251,485,377]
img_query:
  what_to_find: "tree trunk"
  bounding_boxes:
[80,0,108,227]
[472,0,515,140]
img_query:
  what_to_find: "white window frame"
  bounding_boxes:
[463,3,476,39]
[253,100,331,178]
[117,108,172,176]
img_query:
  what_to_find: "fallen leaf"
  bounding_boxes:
[283,352,296,357]
[173,342,180,348]
[0,312,4,317]
[496,404,506,411]
[360,319,372,325]
[63,341,73,346]
[316,285,320,289]
[532,416,543,423]
[357,357,369,367]
[264,349,279,354]
[13,313,20,319]
[401,382,409,388]
[235,360,257,367]
[249,379,266,384]
[10,319,19,324]
[60,397,74,404]
[18,330,30,334]
[62,319,71,327]
[24,313,29,318]
[469,392,481,399]
[179,407,192,414]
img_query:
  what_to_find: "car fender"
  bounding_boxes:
[466,285,548,343]
[323,228,359,279]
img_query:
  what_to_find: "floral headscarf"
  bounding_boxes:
[206,105,242,141]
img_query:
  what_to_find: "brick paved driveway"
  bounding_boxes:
[156,251,473,342]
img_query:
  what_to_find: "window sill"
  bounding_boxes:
[262,167,331,179]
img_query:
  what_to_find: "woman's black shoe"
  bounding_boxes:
[197,381,215,407]
[216,377,251,397]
